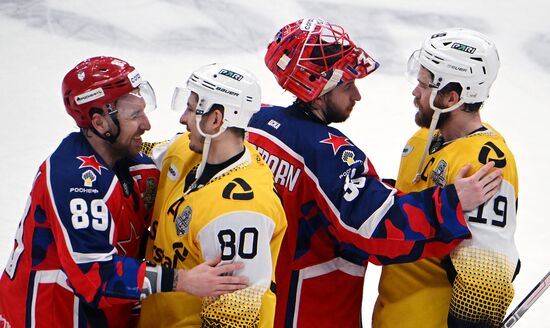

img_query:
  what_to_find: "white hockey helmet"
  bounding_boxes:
[172,63,261,184]
[172,63,261,130]
[408,28,500,104]
[408,29,500,185]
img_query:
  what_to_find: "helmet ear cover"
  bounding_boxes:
[265,18,379,102]
[437,82,483,113]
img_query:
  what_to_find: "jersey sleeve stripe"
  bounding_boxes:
[129,163,158,172]
[46,157,117,263]
[248,128,394,239]
[358,185,397,238]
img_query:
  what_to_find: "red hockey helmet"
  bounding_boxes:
[62,56,146,128]
[265,18,380,102]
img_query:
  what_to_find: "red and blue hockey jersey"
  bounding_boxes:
[247,104,472,328]
[0,132,158,328]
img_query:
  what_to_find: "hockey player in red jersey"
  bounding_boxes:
[247,18,504,327]
[0,56,247,328]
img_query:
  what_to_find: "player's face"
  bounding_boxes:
[113,91,151,157]
[179,92,205,153]
[322,80,361,123]
[412,67,435,128]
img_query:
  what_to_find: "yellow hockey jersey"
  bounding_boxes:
[139,133,287,328]
[374,125,519,327]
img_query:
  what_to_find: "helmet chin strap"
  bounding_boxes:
[103,111,121,144]
[412,89,464,184]
[90,109,120,144]
[193,114,227,184]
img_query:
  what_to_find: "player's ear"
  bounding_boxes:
[90,108,108,133]
[213,108,224,127]
[311,95,327,111]
[207,107,225,131]
[448,90,461,106]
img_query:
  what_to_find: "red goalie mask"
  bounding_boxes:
[265,18,380,102]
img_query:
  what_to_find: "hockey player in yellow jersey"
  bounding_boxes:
[139,63,287,327]
[373,29,519,328]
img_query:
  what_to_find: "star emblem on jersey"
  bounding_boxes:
[117,223,139,256]
[320,133,352,154]
[77,155,107,174]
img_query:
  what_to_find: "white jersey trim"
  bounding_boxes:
[129,163,157,172]
[293,257,366,328]
[30,270,75,328]
[47,157,117,265]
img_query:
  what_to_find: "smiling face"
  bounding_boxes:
[111,90,151,157]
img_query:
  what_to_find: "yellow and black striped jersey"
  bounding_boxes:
[139,133,287,328]
[374,125,519,327]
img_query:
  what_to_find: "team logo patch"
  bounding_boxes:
[431,159,448,187]
[478,141,506,168]
[222,178,254,200]
[143,177,157,209]
[77,70,85,81]
[175,206,192,236]
[82,169,96,187]
[77,155,107,174]
[320,132,352,155]
[402,145,414,157]
[342,150,359,166]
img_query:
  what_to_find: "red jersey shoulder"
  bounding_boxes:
[129,153,159,210]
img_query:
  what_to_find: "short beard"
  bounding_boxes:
[325,109,348,124]
[323,96,351,124]
[414,110,431,128]
[414,97,451,129]
[111,142,130,161]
